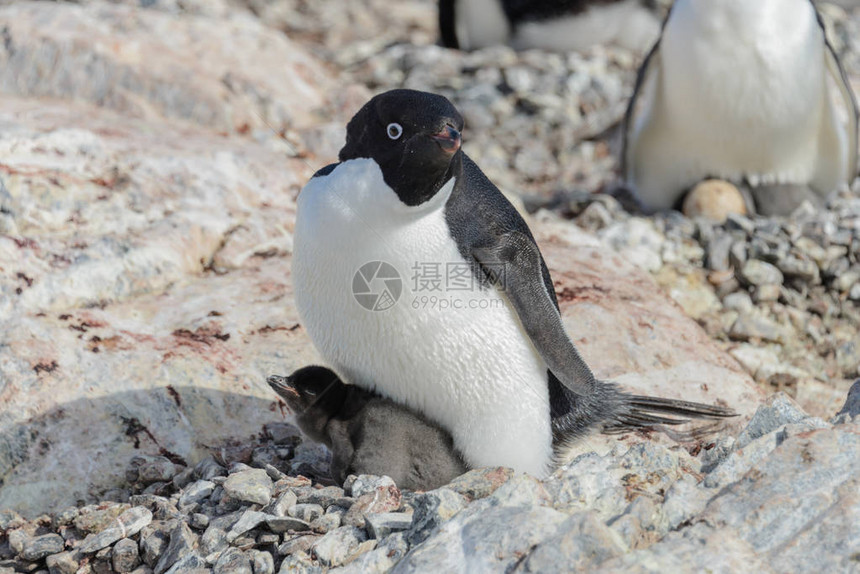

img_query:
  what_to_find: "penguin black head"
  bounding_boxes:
[339,89,465,207]
[267,366,348,444]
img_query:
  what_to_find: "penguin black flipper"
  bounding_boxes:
[449,155,736,442]
[816,3,859,185]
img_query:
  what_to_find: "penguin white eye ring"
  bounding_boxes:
[386,123,403,140]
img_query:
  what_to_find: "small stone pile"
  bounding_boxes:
[2,386,858,574]
[544,186,860,407]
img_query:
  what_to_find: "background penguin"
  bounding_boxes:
[439,0,661,53]
[292,89,734,478]
[268,367,468,490]
[624,0,859,216]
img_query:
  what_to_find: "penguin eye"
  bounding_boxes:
[386,123,403,140]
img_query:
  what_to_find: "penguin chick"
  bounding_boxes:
[439,0,661,53]
[624,0,858,215]
[268,366,468,491]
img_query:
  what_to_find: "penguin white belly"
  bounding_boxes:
[631,0,838,208]
[292,159,554,476]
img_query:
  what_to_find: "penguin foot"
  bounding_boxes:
[743,182,824,217]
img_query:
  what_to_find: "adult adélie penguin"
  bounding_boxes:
[292,89,734,477]
[624,0,858,215]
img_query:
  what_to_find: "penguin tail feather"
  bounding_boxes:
[602,394,737,441]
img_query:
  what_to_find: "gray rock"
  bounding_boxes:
[226,510,268,543]
[129,496,180,521]
[740,259,784,286]
[199,526,228,558]
[725,213,755,235]
[0,510,24,530]
[163,553,206,574]
[729,313,788,343]
[661,474,712,531]
[395,505,567,574]
[405,488,467,546]
[722,291,754,313]
[345,475,396,499]
[706,232,734,271]
[264,423,303,446]
[265,490,299,518]
[735,393,809,449]
[213,548,252,574]
[278,534,320,557]
[140,528,171,567]
[79,507,153,553]
[135,456,180,485]
[484,473,552,508]
[776,253,819,283]
[288,504,324,524]
[178,481,215,507]
[277,553,323,574]
[45,551,79,574]
[331,533,409,574]
[194,458,227,481]
[19,533,64,562]
[112,538,140,573]
[308,513,341,534]
[364,513,413,540]
[6,527,30,553]
[446,467,514,501]
[223,470,273,506]
[515,511,627,572]
[297,487,346,509]
[188,513,209,530]
[153,522,197,574]
[250,550,275,574]
[312,526,367,568]
[266,516,312,533]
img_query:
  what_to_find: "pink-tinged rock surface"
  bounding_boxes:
[0,2,335,134]
[0,95,319,515]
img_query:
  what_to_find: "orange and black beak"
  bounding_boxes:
[431,124,461,154]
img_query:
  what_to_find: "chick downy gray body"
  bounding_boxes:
[268,366,468,490]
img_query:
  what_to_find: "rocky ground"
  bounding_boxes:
[1,387,858,574]
[0,0,859,572]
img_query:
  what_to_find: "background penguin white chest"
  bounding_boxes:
[292,159,554,476]
[628,0,851,208]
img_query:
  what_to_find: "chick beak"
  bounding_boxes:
[431,124,461,154]
[267,375,300,398]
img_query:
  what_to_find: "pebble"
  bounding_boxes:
[223,469,274,506]
[406,489,468,546]
[312,526,368,568]
[213,548,252,574]
[45,551,79,574]
[345,475,396,499]
[153,522,196,574]
[288,504,324,523]
[178,481,215,507]
[112,538,140,573]
[739,259,784,287]
[19,534,64,562]
[78,507,153,553]
[364,513,414,539]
